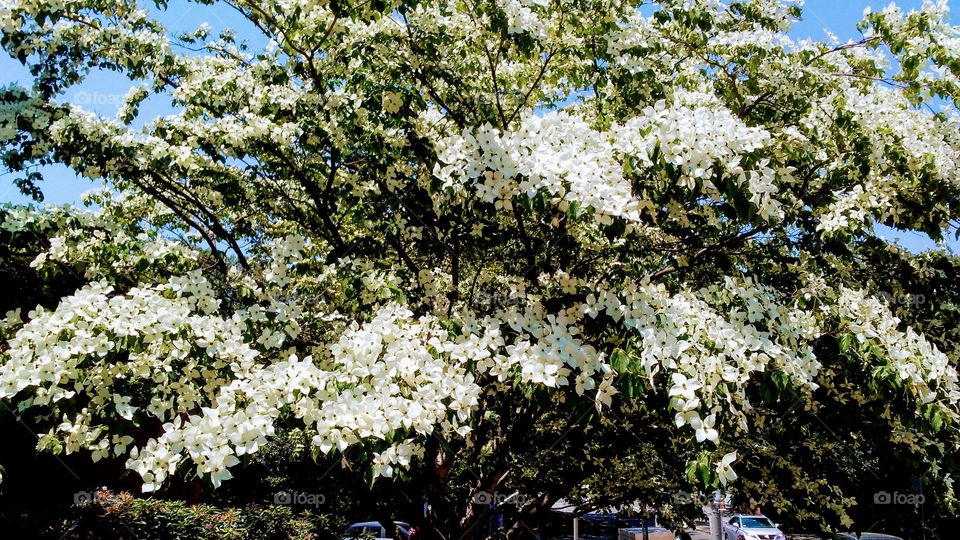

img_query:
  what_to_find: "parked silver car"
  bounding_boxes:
[723,514,785,540]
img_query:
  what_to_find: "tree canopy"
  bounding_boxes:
[1,0,960,537]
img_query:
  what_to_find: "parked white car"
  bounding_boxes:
[723,514,785,540]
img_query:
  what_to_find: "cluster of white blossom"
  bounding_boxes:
[817,182,894,234]
[0,1,173,78]
[496,0,549,38]
[262,234,309,290]
[606,0,802,72]
[712,26,796,51]
[4,201,200,279]
[612,91,784,220]
[605,10,658,73]
[116,297,619,490]
[36,226,198,278]
[809,83,960,234]
[574,274,960,487]
[584,277,822,437]
[169,54,308,146]
[0,275,259,459]
[2,203,97,233]
[844,86,960,187]
[0,228,321,489]
[126,355,319,491]
[833,287,960,411]
[864,1,958,58]
[497,302,616,405]
[434,111,640,223]
[371,441,426,479]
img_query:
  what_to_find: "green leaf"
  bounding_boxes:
[839,333,853,353]
[519,194,532,212]
[931,409,943,432]
[17,398,32,412]
[611,348,630,373]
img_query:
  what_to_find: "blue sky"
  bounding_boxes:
[1,0,955,253]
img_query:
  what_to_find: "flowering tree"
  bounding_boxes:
[2,0,960,537]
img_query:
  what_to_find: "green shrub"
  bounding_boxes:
[55,489,338,540]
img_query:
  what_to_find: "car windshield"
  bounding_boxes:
[741,517,774,528]
[346,526,381,538]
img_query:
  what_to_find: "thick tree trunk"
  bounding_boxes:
[504,494,555,540]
